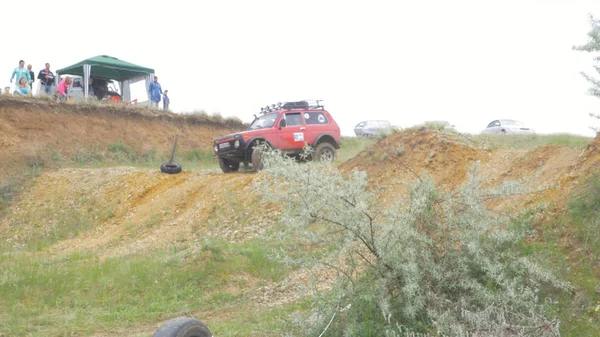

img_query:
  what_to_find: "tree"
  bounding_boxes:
[574,15,600,122]
[257,147,570,337]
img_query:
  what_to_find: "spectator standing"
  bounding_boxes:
[148,76,162,108]
[56,76,72,102]
[9,60,31,87]
[3,86,11,95]
[27,64,34,91]
[37,63,55,95]
[163,90,170,111]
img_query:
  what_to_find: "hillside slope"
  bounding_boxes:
[0,97,245,182]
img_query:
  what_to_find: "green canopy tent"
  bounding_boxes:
[56,55,155,102]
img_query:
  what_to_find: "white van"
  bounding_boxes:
[67,76,121,101]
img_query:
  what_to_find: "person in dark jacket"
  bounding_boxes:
[37,63,55,95]
[27,64,35,92]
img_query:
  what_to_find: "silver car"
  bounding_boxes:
[481,119,535,135]
[354,120,392,137]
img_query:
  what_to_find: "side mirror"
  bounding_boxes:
[279,119,286,128]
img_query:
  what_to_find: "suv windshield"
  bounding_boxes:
[249,113,278,130]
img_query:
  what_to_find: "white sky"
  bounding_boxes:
[2,0,600,136]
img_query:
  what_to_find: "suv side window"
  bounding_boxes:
[305,112,328,125]
[284,113,303,126]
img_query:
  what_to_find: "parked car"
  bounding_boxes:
[481,119,535,135]
[354,120,392,137]
[213,100,342,173]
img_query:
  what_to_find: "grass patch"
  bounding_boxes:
[335,136,377,163]
[524,172,600,336]
[20,140,220,171]
[567,172,600,255]
[464,133,593,150]
[0,166,42,215]
[0,239,289,336]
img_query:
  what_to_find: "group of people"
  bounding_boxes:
[6,60,171,110]
[6,60,57,97]
[148,76,170,111]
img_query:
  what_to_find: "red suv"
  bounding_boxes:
[213,100,342,173]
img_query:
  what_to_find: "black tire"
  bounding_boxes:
[160,162,182,174]
[153,317,212,337]
[312,142,336,162]
[218,157,240,173]
[251,147,264,171]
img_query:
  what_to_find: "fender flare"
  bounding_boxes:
[312,133,340,149]
[244,137,273,150]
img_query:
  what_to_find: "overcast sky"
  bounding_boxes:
[2,1,600,136]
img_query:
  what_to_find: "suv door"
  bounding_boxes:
[276,112,306,150]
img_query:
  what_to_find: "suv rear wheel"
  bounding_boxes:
[312,143,336,162]
[218,157,240,173]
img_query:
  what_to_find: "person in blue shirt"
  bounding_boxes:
[163,90,170,111]
[10,60,31,87]
[148,76,163,108]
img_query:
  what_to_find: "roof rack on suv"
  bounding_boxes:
[259,100,324,114]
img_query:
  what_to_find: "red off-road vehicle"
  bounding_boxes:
[213,100,341,173]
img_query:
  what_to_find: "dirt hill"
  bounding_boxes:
[339,129,600,209]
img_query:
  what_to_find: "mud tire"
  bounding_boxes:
[160,162,182,174]
[312,142,336,162]
[218,157,240,173]
[153,317,212,337]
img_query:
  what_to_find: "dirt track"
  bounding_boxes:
[1,99,599,336]
[2,124,598,259]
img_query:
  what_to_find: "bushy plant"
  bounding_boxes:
[256,148,571,336]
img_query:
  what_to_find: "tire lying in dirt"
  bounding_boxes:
[160,162,182,174]
[153,317,212,337]
[218,157,240,173]
[312,142,336,162]
[251,147,264,171]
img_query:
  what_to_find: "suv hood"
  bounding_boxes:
[214,129,264,143]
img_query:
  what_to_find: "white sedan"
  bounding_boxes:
[481,119,535,135]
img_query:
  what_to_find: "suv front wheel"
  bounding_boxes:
[218,157,240,173]
[312,143,336,162]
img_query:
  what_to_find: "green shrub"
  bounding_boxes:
[256,148,571,336]
[107,141,135,154]
[107,141,139,162]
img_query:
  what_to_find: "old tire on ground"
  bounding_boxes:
[218,157,240,173]
[160,162,182,174]
[312,142,336,162]
[251,147,264,171]
[153,317,212,337]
